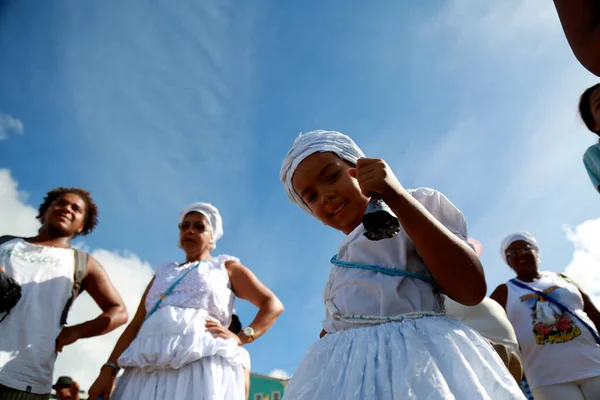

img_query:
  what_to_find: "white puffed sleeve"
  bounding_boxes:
[409,187,470,244]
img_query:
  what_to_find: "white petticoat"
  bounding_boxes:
[114,306,249,400]
[284,316,526,400]
[112,355,245,400]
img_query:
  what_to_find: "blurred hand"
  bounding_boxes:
[87,368,116,400]
[55,326,83,352]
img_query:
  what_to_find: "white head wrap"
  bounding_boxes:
[179,202,223,250]
[279,130,365,214]
[500,232,540,264]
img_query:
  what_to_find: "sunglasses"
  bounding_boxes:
[505,244,535,259]
[179,221,211,233]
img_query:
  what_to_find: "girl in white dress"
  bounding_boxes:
[279,130,525,399]
[87,202,284,400]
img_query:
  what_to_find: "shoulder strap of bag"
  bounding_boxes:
[144,263,201,322]
[59,249,89,325]
[509,278,600,345]
[0,235,20,246]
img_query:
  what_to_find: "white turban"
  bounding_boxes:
[280,130,365,214]
[500,232,540,263]
[179,202,223,250]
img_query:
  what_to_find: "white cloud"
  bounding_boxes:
[0,113,23,140]
[563,218,600,305]
[0,169,39,237]
[425,1,558,54]
[268,369,291,380]
[0,168,154,390]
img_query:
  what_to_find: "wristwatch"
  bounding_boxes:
[242,326,255,343]
[102,361,120,377]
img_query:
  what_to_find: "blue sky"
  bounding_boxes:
[1,0,599,388]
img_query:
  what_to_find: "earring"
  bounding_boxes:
[177,241,183,249]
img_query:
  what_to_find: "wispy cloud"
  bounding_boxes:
[0,112,23,140]
[384,0,600,290]
[422,0,559,69]
[54,1,263,212]
[0,0,268,266]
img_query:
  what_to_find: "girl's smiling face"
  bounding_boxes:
[292,152,369,234]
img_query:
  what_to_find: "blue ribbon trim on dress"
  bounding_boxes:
[330,254,439,289]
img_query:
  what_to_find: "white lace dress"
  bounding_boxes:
[113,255,250,400]
[284,188,526,399]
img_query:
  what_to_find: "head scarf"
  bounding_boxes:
[500,232,540,264]
[279,130,365,214]
[179,202,223,250]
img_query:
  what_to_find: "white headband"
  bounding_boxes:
[500,232,540,263]
[179,202,223,250]
[279,130,365,214]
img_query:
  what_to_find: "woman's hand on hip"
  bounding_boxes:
[205,319,242,345]
[55,325,84,352]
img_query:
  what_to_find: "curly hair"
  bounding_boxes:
[579,83,600,136]
[37,187,99,236]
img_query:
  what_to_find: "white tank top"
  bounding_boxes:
[0,239,74,394]
[506,271,600,390]
[145,255,238,327]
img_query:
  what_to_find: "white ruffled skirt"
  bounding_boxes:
[112,306,249,400]
[112,355,245,399]
[284,316,526,400]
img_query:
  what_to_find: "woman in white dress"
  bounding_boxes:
[87,202,284,400]
[279,130,525,399]
[491,232,600,400]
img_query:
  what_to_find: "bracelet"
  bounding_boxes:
[102,361,120,376]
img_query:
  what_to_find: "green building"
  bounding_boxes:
[249,372,289,400]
